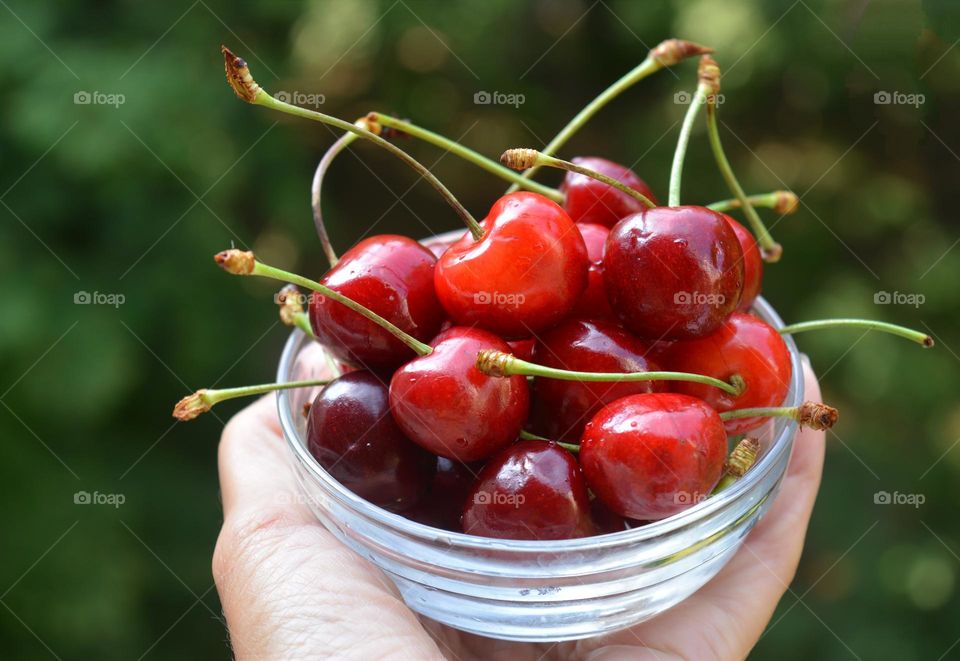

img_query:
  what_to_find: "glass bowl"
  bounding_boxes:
[276,285,803,642]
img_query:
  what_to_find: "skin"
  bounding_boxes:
[560,156,657,228]
[214,357,825,659]
[569,222,615,320]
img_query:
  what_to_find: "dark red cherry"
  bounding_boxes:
[723,215,763,311]
[560,156,657,228]
[570,223,614,320]
[461,441,594,540]
[389,327,530,462]
[307,371,435,512]
[507,337,536,361]
[590,498,629,534]
[529,319,665,443]
[309,235,445,369]
[580,393,727,521]
[663,312,792,434]
[434,192,589,338]
[604,206,744,340]
[404,457,481,531]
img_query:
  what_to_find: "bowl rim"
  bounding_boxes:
[277,286,803,553]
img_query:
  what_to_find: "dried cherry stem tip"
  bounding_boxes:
[779,319,933,347]
[276,285,316,338]
[719,402,839,430]
[476,349,745,396]
[173,379,330,421]
[500,149,655,209]
[712,437,760,494]
[214,249,433,356]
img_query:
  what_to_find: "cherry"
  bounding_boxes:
[529,319,664,443]
[405,457,481,531]
[422,231,466,258]
[309,235,445,370]
[570,222,614,320]
[590,498,630,534]
[389,326,530,462]
[663,312,792,434]
[560,157,657,227]
[461,440,594,540]
[306,370,435,512]
[580,393,727,520]
[603,205,744,340]
[434,192,589,338]
[507,337,536,362]
[723,215,763,311]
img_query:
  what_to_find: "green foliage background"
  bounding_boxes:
[1,0,958,658]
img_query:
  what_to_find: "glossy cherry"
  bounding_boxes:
[461,440,594,540]
[434,192,589,338]
[306,370,435,512]
[590,498,630,534]
[580,393,727,520]
[663,312,792,434]
[529,319,664,443]
[389,326,530,462]
[723,214,763,311]
[309,235,445,369]
[570,222,614,320]
[404,457,481,531]
[604,205,744,340]
[422,231,466,259]
[560,156,657,228]
[507,337,536,362]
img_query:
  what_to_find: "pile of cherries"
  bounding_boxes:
[175,41,931,542]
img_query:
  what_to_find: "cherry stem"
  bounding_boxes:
[214,249,433,356]
[711,437,760,494]
[719,401,839,430]
[779,318,934,348]
[668,83,709,207]
[500,149,655,208]
[507,38,712,192]
[707,190,799,216]
[173,379,330,421]
[221,47,484,241]
[312,131,360,267]
[276,285,317,338]
[519,429,580,453]
[476,349,745,396]
[367,113,564,202]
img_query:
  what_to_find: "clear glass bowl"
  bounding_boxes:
[276,292,803,642]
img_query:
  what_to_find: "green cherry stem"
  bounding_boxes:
[367,113,564,202]
[214,249,433,356]
[707,190,798,215]
[711,437,760,494]
[173,379,330,421]
[476,349,745,396]
[519,429,580,454]
[222,47,485,241]
[719,401,839,430]
[507,38,713,192]
[668,81,709,207]
[311,130,361,267]
[500,148,655,208]
[779,319,934,348]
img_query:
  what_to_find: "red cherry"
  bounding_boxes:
[529,319,664,443]
[590,498,630,534]
[404,457,481,531]
[570,222,614,320]
[309,235,445,369]
[434,192,589,338]
[603,206,744,340]
[389,327,530,462]
[723,215,763,311]
[507,337,536,361]
[307,371,435,512]
[560,157,657,228]
[422,231,466,259]
[580,393,727,520]
[663,312,792,434]
[461,440,594,540]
